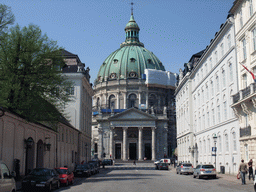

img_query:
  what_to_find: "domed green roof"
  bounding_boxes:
[95,14,165,83]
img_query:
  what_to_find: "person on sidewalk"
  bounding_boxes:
[239,159,248,185]
[248,159,253,180]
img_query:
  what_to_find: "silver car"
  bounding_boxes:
[176,163,193,175]
[0,160,16,192]
[193,164,216,179]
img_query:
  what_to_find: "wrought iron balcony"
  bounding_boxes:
[240,125,251,137]
[232,83,256,105]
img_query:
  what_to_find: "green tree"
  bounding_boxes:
[0,24,73,123]
[0,4,15,36]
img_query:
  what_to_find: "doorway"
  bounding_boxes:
[36,140,44,168]
[129,143,137,160]
[115,143,121,159]
[144,143,151,160]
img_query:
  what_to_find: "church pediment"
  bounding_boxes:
[108,108,157,121]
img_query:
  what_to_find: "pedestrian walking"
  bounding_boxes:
[248,159,253,180]
[239,159,248,185]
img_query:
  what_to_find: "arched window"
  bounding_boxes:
[96,97,100,109]
[232,131,237,151]
[149,94,157,108]
[128,94,137,108]
[109,95,115,109]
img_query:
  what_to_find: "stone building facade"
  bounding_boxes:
[91,14,176,161]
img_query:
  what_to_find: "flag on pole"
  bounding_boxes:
[239,62,256,83]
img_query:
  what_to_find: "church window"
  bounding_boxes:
[96,97,100,109]
[130,58,136,62]
[110,73,117,79]
[149,94,157,108]
[109,95,115,109]
[113,59,118,64]
[128,94,137,108]
[129,71,137,78]
[147,59,152,63]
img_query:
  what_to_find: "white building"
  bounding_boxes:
[230,0,256,163]
[175,15,241,174]
[61,50,94,163]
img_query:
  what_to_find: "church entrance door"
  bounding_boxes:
[115,144,121,159]
[144,143,152,160]
[129,143,137,160]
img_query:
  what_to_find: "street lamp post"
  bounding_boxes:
[213,134,217,170]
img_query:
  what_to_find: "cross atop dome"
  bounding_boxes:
[131,1,134,15]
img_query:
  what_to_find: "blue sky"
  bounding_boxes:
[2,0,234,83]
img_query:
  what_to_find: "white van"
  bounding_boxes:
[0,160,16,192]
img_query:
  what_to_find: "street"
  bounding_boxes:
[19,163,255,192]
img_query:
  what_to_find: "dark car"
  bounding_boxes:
[88,163,96,175]
[157,163,169,170]
[54,167,74,186]
[22,168,60,192]
[102,159,113,166]
[73,164,91,177]
[88,161,99,174]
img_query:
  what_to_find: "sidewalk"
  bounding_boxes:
[169,165,254,185]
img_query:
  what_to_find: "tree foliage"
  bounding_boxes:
[0,24,73,123]
[0,4,15,36]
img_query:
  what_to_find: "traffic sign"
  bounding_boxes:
[212,147,217,152]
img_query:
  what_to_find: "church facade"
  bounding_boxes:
[91,13,176,161]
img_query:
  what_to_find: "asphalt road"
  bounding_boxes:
[20,163,255,192]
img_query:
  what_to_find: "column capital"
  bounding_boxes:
[110,126,115,131]
[151,127,157,131]
[138,127,143,131]
[122,127,128,131]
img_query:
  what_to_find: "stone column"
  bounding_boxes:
[138,92,141,106]
[109,127,114,159]
[163,126,168,157]
[98,127,103,159]
[138,127,143,161]
[105,93,108,108]
[151,127,157,161]
[124,92,127,109]
[122,127,128,160]
[117,93,120,109]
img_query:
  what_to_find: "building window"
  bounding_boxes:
[245,144,249,162]
[223,101,227,120]
[219,135,222,152]
[205,64,208,74]
[207,111,209,127]
[129,72,137,78]
[109,95,115,109]
[229,63,233,82]
[227,34,231,49]
[130,58,136,62]
[240,10,243,28]
[212,108,215,125]
[242,38,247,60]
[199,116,201,131]
[204,140,206,153]
[211,81,214,96]
[210,58,212,69]
[215,51,218,64]
[194,119,197,132]
[250,0,254,16]
[253,28,256,51]
[149,94,157,108]
[128,93,137,108]
[208,139,210,153]
[222,69,226,87]
[203,113,205,129]
[217,105,220,123]
[67,87,75,95]
[95,143,98,153]
[225,134,229,152]
[221,43,224,57]
[114,59,118,63]
[96,97,100,109]
[243,73,247,88]
[110,73,117,79]
[206,86,209,100]
[233,132,237,151]
[216,75,219,92]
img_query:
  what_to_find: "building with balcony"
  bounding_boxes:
[230,0,256,163]
[91,13,176,161]
[175,14,241,174]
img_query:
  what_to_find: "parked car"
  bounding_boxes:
[22,168,60,192]
[193,164,216,179]
[88,161,99,174]
[102,159,113,166]
[73,164,91,177]
[54,167,74,186]
[160,158,171,165]
[0,160,16,192]
[88,160,101,168]
[88,163,96,175]
[157,163,169,170]
[176,163,193,175]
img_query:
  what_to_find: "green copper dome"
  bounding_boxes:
[96,15,165,83]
